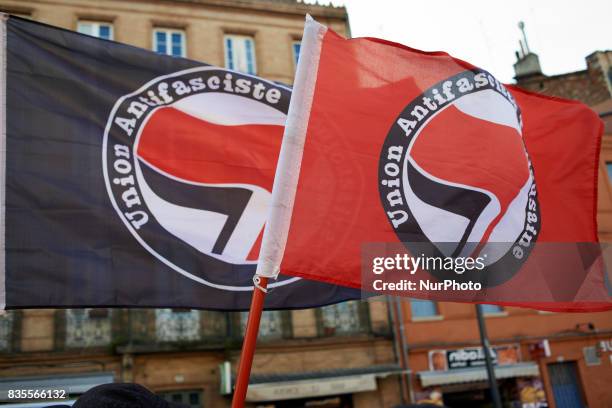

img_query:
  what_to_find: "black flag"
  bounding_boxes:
[0,15,358,310]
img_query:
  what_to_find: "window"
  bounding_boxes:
[65,309,112,347]
[292,41,301,67]
[154,28,186,57]
[481,304,504,315]
[77,21,113,40]
[159,390,202,408]
[0,312,13,352]
[200,311,227,338]
[156,309,201,342]
[583,346,601,366]
[606,162,612,183]
[410,299,438,319]
[240,311,284,339]
[320,301,364,335]
[224,34,256,75]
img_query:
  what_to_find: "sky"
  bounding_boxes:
[311,0,612,83]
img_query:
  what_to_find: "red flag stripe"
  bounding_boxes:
[137,106,283,190]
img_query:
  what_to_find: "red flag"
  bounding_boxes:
[256,17,610,312]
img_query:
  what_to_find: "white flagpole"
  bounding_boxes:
[253,14,327,282]
[230,15,327,408]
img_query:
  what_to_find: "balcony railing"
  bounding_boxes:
[120,309,229,349]
[156,309,201,342]
[64,309,113,348]
[0,300,378,355]
[318,301,370,337]
[239,310,291,340]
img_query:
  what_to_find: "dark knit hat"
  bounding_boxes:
[72,383,189,408]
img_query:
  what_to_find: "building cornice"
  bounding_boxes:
[136,0,348,20]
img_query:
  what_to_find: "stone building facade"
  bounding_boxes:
[0,1,403,407]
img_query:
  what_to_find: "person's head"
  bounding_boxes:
[72,383,189,408]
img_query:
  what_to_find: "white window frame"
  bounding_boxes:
[77,20,114,40]
[224,34,257,75]
[153,28,186,58]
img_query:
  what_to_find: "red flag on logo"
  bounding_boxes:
[255,17,610,312]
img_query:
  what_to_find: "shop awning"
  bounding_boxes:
[0,372,114,400]
[246,364,406,402]
[419,362,540,387]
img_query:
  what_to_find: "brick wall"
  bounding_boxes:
[516,51,612,107]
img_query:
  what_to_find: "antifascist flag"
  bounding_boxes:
[0,15,358,310]
[256,17,611,311]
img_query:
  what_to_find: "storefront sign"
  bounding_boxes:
[599,339,612,353]
[429,344,521,371]
[448,347,495,369]
[245,374,377,402]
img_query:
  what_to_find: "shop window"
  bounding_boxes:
[0,312,13,352]
[224,34,256,75]
[65,309,112,347]
[292,40,301,67]
[154,28,186,57]
[410,299,438,319]
[77,21,113,40]
[159,390,202,408]
[320,301,365,335]
[155,309,201,342]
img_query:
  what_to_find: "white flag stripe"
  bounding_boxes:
[454,89,521,133]
[172,92,287,126]
[135,158,229,259]
[481,175,534,265]
[136,157,268,264]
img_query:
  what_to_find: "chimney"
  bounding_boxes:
[513,21,543,80]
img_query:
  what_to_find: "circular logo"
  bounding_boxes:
[379,69,540,286]
[103,67,299,291]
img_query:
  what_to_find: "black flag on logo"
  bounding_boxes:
[0,16,359,310]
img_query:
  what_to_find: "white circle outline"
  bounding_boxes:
[102,66,300,291]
